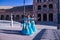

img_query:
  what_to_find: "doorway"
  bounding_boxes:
[37,14,41,21]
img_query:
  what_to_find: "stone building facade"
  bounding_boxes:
[0,0,59,25]
[33,0,58,25]
[0,5,33,22]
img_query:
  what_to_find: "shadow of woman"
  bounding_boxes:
[0,29,26,36]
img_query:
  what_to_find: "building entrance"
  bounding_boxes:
[1,15,4,20]
[6,15,9,20]
[49,14,53,21]
[43,14,47,21]
[37,14,41,21]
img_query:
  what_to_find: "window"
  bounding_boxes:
[49,4,53,9]
[6,15,9,20]
[49,13,53,21]
[43,5,47,11]
[48,0,53,2]
[43,14,47,21]
[37,0,41,3]
[43,0,46,2]
[37,14,41,21]
[1,15,4,20]
[43,5,47,8]
[38,5,41,10]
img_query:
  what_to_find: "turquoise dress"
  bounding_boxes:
[30,18,37,32]
[22,21,30,35]
[22,18,33,35]
[27,21,33,34]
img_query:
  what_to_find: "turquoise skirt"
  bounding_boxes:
[22,22,33,35]
[31,21,37,32]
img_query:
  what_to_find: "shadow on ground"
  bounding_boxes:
[36,22,57,26]
[33,29,47,40]
[0,29,25,35]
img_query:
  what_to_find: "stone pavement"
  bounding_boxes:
[33,29,60,40]
[0,20,60,40]
[0,29,60,40]
[0,26,58,40]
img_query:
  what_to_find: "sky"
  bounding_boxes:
[0,0,33,6]
[0,0,33,9]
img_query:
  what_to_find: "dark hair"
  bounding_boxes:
[30,15,33,18]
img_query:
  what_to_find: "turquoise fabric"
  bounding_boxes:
[30,18,37,32]
[22,21,30,35]
[22,18,37,35]
[27,21,33,34]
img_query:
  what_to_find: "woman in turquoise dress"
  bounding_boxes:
[27,19,33,34]
[22,16,33,35]
[22,19,30,35]
[30,17,37,33]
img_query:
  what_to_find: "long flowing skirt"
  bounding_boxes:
[22,22,33,35]
[31,21,37,32]
[27,22,33,34]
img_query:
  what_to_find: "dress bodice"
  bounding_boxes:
[30,18,34,21]
[30,18,35,23]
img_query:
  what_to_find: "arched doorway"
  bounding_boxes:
[43,14,47,21]
[6,15,9,20]
[1,15,4,20]
[16,15,19,20]
[49,13,53,21]
[37,14,41,21]
[21,15,24,18]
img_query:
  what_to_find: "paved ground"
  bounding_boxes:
[0,20,60,40]
[1,29,60,40]
[34,29,60,40]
